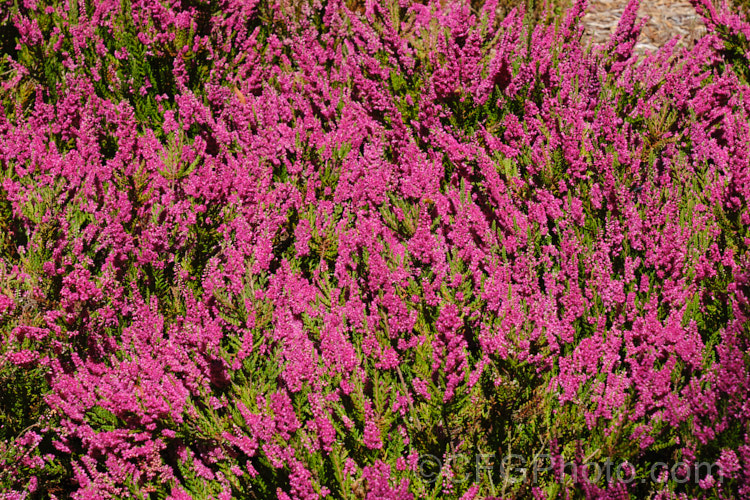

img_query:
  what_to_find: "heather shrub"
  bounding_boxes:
[0,0,749,498]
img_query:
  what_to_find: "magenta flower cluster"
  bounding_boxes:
[0,0,749,497]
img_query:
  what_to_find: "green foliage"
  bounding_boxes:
[0,363,48,444]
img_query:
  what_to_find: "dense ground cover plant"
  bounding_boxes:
[0,0,749,498]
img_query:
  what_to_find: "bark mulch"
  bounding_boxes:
[582,0,707,56]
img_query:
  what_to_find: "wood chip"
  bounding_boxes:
[581,0,707,57]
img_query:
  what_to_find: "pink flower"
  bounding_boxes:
[363,421,382,450]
